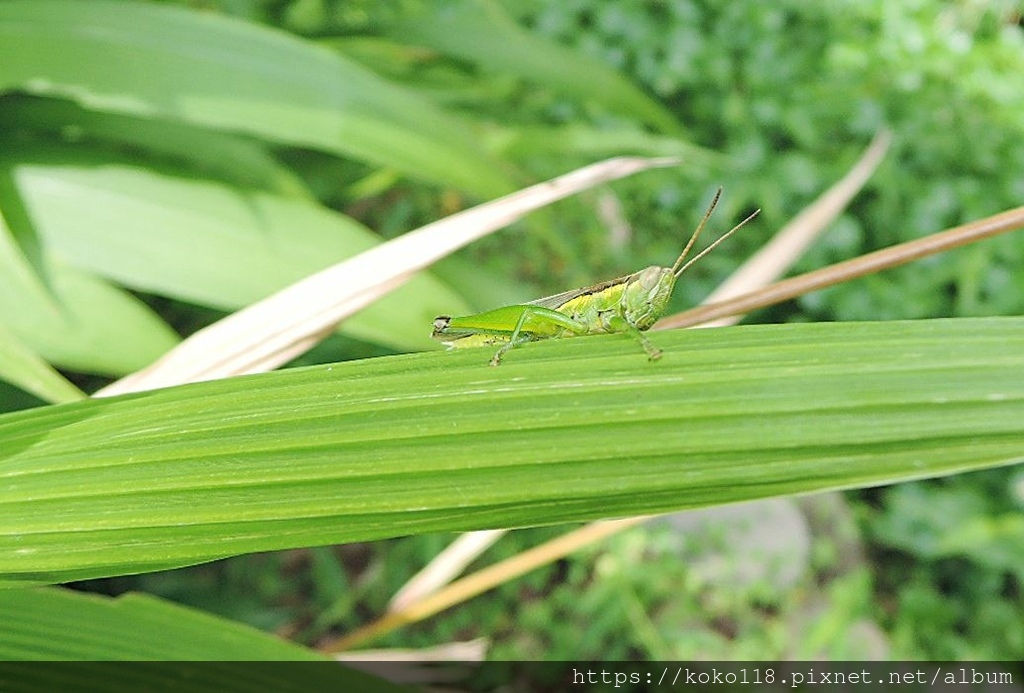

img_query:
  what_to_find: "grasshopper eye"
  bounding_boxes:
[637,266,667,291]
[433,316,452,332]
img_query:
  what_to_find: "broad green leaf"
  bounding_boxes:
[380,0,681,134]
[0,220,179,375]
[0,0,516,197]
[0,588,411,688]
[0,322,84,404]
[0,164,51,297]
[0,95,314,201]
[0,661,406,692]
[8,151,470,352]
[490,123,718,164]
[1,142,176,381]
[1,318,1021,585]
[0,587,329,661]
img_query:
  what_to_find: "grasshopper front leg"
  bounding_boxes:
[603,314,663,361]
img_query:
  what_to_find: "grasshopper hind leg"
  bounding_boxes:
[489,335,532,366]
[489,305,587,366]
[490,307,541,366]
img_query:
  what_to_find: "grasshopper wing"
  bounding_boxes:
[526,275,630,310]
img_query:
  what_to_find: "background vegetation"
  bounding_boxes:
[0,0,1022,663]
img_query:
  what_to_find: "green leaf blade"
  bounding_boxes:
[0,0,515,196]
[383,0,681,134]
[11,153,469,352]
[0,587,330,660]
[0,322,84,404]
[1,318,1021,585]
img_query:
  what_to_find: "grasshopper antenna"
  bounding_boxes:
[671,187,721,275]
[672,189,759,278]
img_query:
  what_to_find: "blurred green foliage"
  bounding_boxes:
[521,0,1024,316]
[864,468,1024,659]
[275,0,1024,317]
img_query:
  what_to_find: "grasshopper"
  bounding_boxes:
[432,188,759,366]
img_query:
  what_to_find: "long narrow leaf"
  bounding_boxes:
[1,318,1021,586]
[0,97,314,200]
[10,149,469,353]
[0,322,84,404]
[0,254,179,375]
[382,0,680,134]
[0,587,328,661]
[0,589,411,687]
[0,0,515,196]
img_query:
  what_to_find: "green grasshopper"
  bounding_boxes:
[432,188,759,366]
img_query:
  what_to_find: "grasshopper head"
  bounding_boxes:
[625,191,757,331]
[622,265,676,330]
[432,316,452,338]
